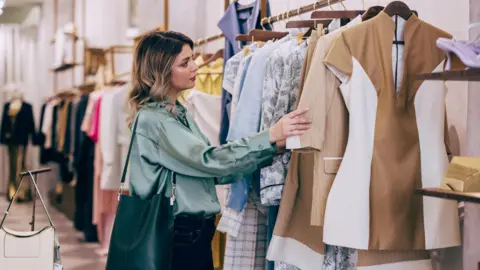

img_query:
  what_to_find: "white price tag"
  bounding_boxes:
[54,263,63,270]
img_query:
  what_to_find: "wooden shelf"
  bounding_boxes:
[416,69,480,81]
[50,33,80,44]
[50,63,80,72]
[416,188,480,204]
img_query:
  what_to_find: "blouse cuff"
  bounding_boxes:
[249,130,277,154]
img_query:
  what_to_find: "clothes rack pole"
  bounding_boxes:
[194,33,225,47]
[260,0,342,25]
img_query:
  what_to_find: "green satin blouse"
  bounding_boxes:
[128,101,277,218]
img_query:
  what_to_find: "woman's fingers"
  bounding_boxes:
[288,108,309,119]
[293,123,311,131]
[288,130,306,136]
[290,117,311,125]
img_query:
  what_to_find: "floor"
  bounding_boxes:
[0,196,107,270]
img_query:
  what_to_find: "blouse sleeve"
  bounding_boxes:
[135,118,277,178]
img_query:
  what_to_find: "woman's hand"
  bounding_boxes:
[269,108,311,144]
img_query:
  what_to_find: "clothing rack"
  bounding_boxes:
[195,33,225,47]
[260,0,343,25]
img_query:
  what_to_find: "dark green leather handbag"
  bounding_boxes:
[106,112,175,270]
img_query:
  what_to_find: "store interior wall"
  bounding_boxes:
[0,0,472,194]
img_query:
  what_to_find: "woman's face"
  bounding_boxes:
[170,44,198,93]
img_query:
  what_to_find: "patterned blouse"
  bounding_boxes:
[260,41,308,206]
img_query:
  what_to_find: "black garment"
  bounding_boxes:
[73,94,89,170]
[76,136,98,241]
[0,101,35,146]
[172,215,216,270]
[72,94,95,235]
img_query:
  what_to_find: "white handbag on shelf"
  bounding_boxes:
[0,171,62,270]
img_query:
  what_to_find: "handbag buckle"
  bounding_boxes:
[170,184,176,206]
[117,183,125,201]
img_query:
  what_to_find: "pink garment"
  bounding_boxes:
[91,91,118,249]
[89,96,102,142]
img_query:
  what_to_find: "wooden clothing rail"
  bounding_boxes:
[195,33,225,47]
[260,0,343,25]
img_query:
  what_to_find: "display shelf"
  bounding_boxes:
[50,62,80,72]
[74,82,96,90]
[50,33,80,44]
[416,188,480,204]
[416,68,480,81]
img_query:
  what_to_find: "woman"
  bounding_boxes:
[127,31,311,270]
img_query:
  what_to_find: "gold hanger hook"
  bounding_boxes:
[268,17,274,30]
[297,7,302,19]
[261,17,267,30]
[328,0,334,11]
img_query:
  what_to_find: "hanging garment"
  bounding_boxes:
[76,93,99,242]
[196,58,224,96]
[268,29,326,270]
[261,40,308,270]
[93,95,118,251]
[73,94,89,231]
[68,96,81,171]
[279,15,435,269]
[100,84,131,190]
[0,101,35,146]
[185,90,222,148]
[218,0,270,145]
[229,44,257,128]
[321,11,461,253]
[41,100,57,150]
[227,37,291,212]
[56,98,74,184]
[222,198,268,270]
[260,39,306,206]
[206,58,224,96]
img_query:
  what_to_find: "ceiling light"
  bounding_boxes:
[0,1,5,10]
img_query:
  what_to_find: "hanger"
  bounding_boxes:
[383,1,413,20]
[235,34,252,42]
[361,5,384,21]
[236,0,254,12]
[311,0,364,19]
[248,29,288,42]
[198,49,224,68]
[311,10,365,19]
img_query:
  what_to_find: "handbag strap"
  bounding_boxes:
[118,111,140,198]
[117,108,177,203]
[0,171,61,262]
[1,171,55,229]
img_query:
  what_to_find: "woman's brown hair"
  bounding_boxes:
[127,30,194,127]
